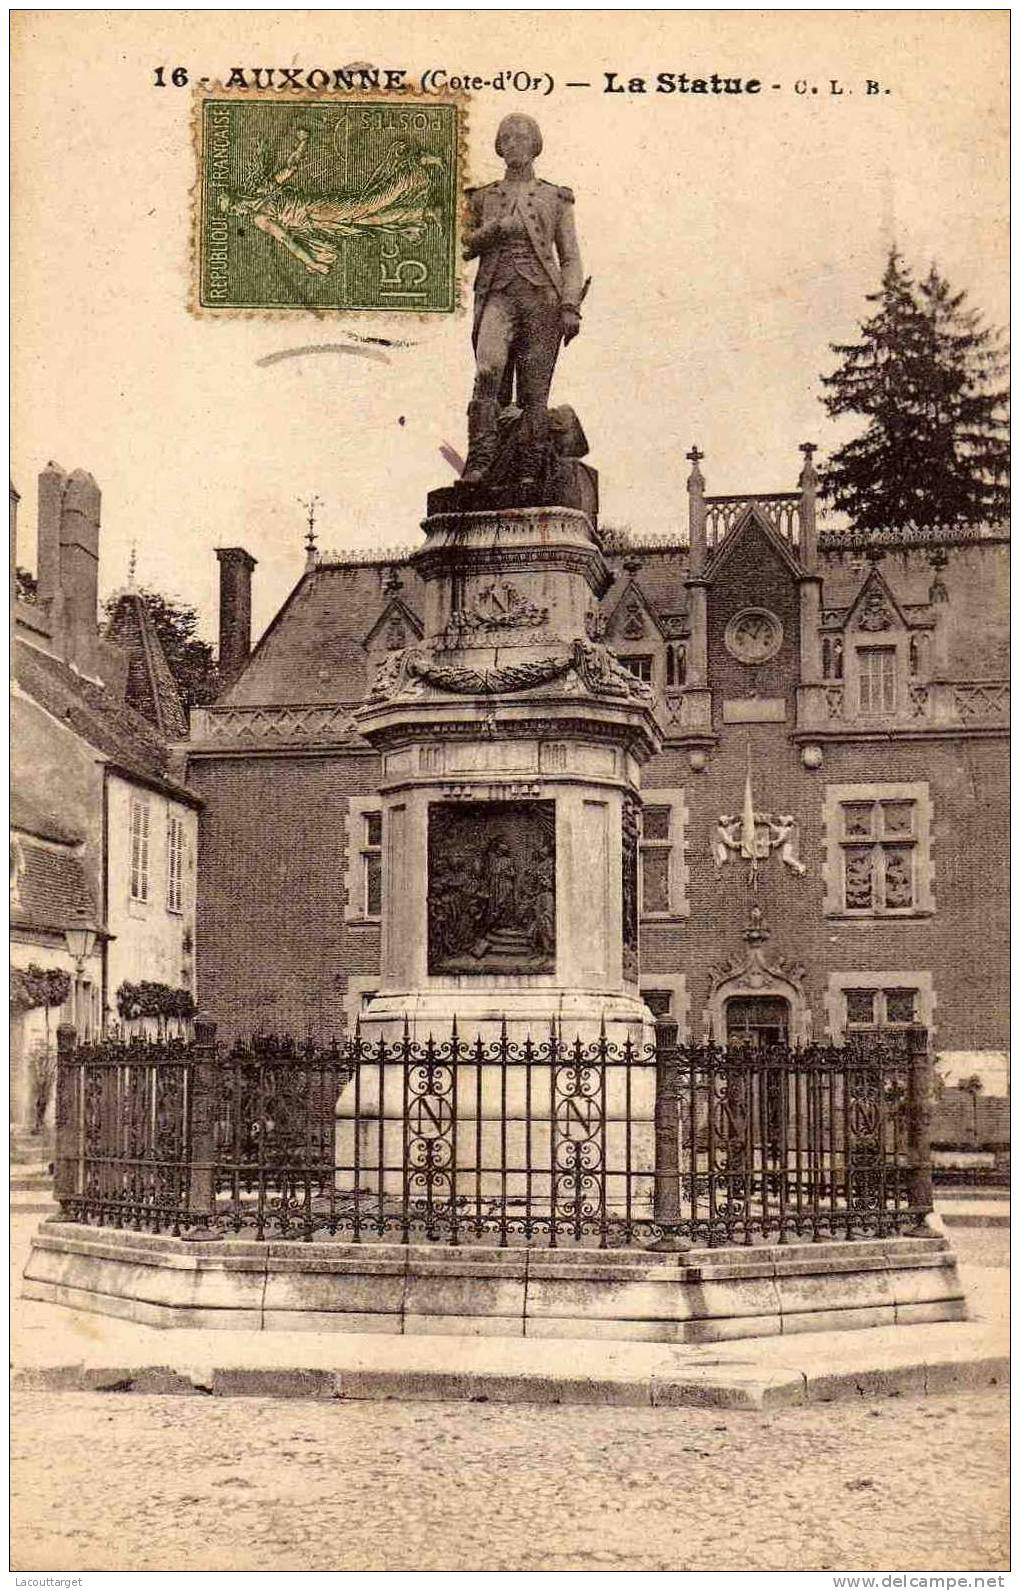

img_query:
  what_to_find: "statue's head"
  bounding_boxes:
[495,113,543,163]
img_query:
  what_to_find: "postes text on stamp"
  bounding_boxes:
[197,96,461,313]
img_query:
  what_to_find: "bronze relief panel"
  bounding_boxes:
[427,800,556,974]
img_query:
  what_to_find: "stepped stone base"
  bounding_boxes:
[23,1223,966,1343]
[426,459,598,520]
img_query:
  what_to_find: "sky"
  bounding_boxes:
[11,10,1008,647]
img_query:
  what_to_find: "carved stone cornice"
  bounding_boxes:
[414,507,611,597]
[416,543,611,594]
[189,703,364,749]
[360,712,662,763]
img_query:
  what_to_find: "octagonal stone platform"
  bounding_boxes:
[23,1224,967,1344]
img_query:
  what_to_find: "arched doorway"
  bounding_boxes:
[725,995,790,1048]
[703,946,811,1047]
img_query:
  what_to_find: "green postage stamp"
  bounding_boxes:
[196,95,462,313]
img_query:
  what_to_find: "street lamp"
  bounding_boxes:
[64,914,97,1039]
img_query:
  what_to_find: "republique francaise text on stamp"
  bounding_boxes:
[195,94,462,313]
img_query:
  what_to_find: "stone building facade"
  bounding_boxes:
[186,453,1009,1093]
[10,467,200,1129]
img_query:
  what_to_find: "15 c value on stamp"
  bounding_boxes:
[195,94,463,314]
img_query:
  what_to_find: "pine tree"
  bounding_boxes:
[914,265,1010,524]
[821,250,1009,530]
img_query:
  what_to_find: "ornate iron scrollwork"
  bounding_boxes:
[405,1056,456,1239]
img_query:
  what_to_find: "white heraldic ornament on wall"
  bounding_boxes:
[712,762,807,883]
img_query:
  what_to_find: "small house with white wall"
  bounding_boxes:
[10,466,200,1132]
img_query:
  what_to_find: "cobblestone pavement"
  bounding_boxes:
[11,1384,1008,1572]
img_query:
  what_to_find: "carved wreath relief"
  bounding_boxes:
[427,801,556,974]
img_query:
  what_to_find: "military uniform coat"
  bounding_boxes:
[463,177,584,316]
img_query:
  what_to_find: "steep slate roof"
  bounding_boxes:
[214,520,1006,710]
[12,637,199,804]
[222,561,428,706]
[11,837,97,935]
[220,546,694,708]
[9,790,84,847]
[104,593,189,740]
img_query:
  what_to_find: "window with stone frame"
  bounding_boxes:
[638,791,689,919]
[840,797,917,913]
[618,654,654,684]
[822,635,844,680]
[844,986,918,1029]
[362,811,383,919]
[856,645,898,716]
[642,988,673,1018]
[823,782,934,920]
[825,971,933,1044]
[345,798,384,923]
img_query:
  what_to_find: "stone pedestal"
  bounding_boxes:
[345,497,664,1208]
[426,458,598,521]
[355,502,662,1047]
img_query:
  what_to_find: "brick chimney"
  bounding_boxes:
[36,461,67,608]
[59,469,102,674]
[215,546,257,689]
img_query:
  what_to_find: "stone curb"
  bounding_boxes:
[11,1350,1008,1410]
[940,1213,1010,1229]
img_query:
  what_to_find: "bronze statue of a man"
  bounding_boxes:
[462,114,584,485]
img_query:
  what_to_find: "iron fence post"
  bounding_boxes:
[906,1024,934,1226]
[182,1015,223,1241]
[52,1023,78,1214]
[649,1017,691,1253]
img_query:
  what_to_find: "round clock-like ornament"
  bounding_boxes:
[724,607,784,664]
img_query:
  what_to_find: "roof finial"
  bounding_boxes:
[300,494,323,570]
[798,441,819,489]
[127,540,137,591]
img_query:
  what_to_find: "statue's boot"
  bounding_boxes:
[461,399,499,483]
[517,407,551,487]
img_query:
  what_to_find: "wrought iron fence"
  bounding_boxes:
[53,1021,933,1248]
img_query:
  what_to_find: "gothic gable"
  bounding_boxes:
[363,598,424,653]
[705,502,803,584]
[705,507,801,702]
[844,567,909,635]
[603,578,663,645]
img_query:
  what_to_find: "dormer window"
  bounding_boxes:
[618,654,653,684]
[857,646,897,716]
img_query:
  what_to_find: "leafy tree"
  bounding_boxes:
[105,588,220,707]
[11,965,73,1087]
[821,250,1009,530]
